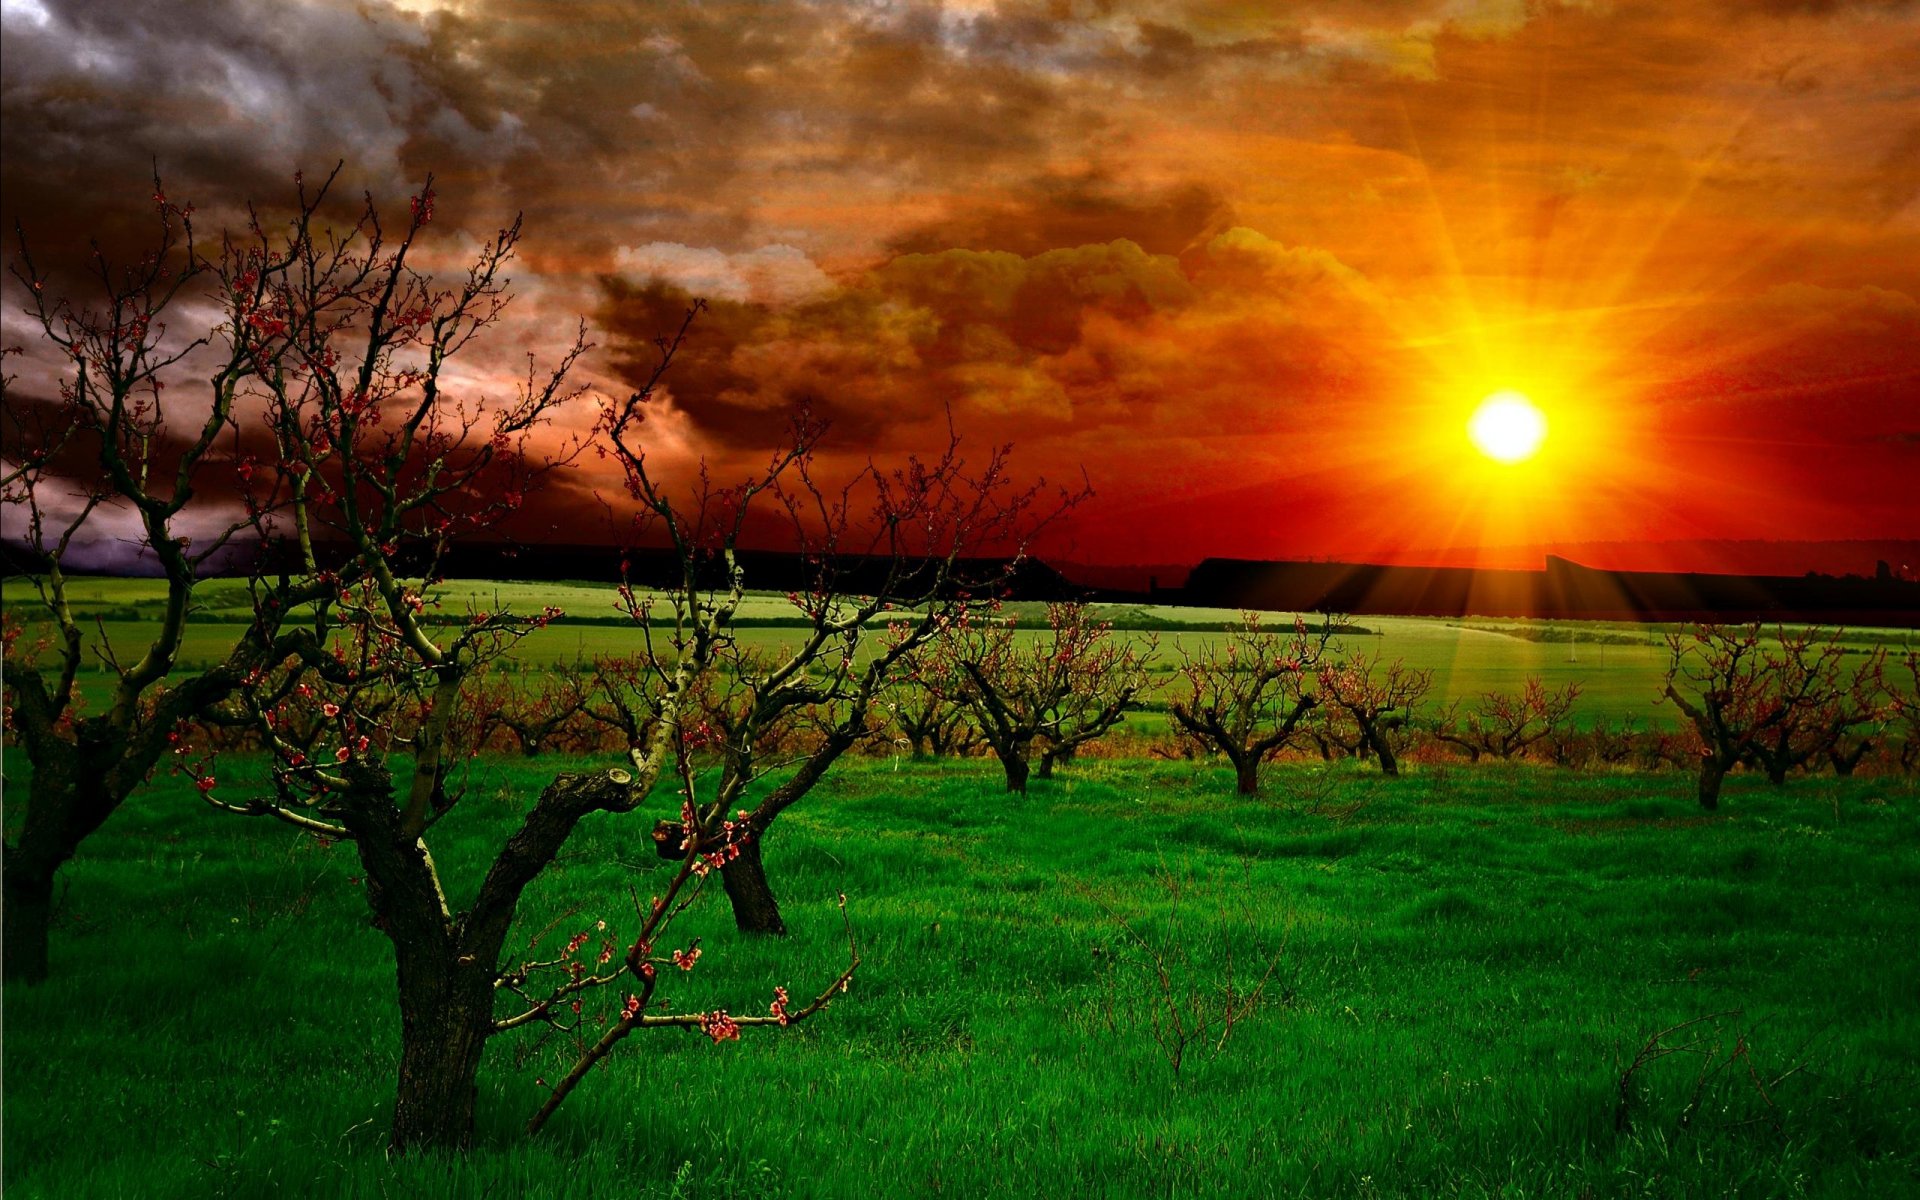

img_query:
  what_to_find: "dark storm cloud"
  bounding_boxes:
[0,0,449,252]
[888,173,1237,257]
[599,227,1402,454]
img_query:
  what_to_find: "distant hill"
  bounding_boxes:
[1384,539,1920,579]
[1181,555,1920,626]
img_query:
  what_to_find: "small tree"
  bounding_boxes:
[1545,712,1641,770]
[1659,624,1878,809]
[183,181,854,1151]
[1431,678,1583,764]
[1167,614,1335,795]
[467,662,596,756]
[933,600,1154,793]
[632,438,1063,935]
[1740,643,1884,784]
[1314,651,1434,777]
[889,669,982,760]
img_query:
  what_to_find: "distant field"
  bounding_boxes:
[2,755,1914,1198]
[7,578,1915,728]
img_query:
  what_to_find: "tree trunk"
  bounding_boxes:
[1233,756,1261,796]
[1765,759,1789,786]
[4,756,115,986]
[1830,744,1867,777]
[389,960,496,1153]
[2,854,55,986]
[1035,750,1055,779]
[719,833,787,936]
[1366,726,1399,777]
[999,744,1031,794]
[1697,760,1727,811]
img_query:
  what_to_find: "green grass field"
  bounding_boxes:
[9,578,1917,729]
[3,753,1916,1198]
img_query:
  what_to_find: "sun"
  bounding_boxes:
[1467,391,1548,463]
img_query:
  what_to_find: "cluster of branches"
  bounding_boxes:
[913,600,1154,793]
[0,171,1063,1153]
[1659,624,1893,809]
[1302,651,1437,777]
[1430,678,1584,764]
[1166,613,1336,795]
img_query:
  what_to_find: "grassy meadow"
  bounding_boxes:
[3,752,1917,1198]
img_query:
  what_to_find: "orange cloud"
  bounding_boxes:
[3,0,1915,567]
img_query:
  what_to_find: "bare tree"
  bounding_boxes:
[1166,614,1335,795]
[1431,678,1583,764]
[1739,642,1884,784]
[630,434,1066,934]
[1314,651,1434,778]
[178,182,853,1151]
[1888,649,1920,775]
[465,662,596,756]
[1659,624,1881,809]
[889,665,983,761]
[931,600,1154,794]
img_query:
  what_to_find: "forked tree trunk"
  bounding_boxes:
[719,834,787,936]
[1365,726,1399,778]
[1036,743,1078,780]
[1829,742,1869,777]
[389,955,497,1152]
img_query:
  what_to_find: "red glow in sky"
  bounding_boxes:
[3,1,1916,572]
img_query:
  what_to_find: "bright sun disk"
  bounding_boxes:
[1468,391,1547,463]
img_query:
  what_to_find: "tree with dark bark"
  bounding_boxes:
[1658,623,1879,809]
[889,664,984,761]
[1313,651,1434,778]
[184,182,852,1152]
[1167,614,1335,795]
[1431,678,1583,764]
[0,175,362,984]
[1545,712,1640,770]
[1737,634,1883,785]
[624,434,1065,935]
[932,600,1154,793]
[466,662,596,756]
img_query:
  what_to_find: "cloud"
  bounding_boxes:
[597,228,1403,456]
[612,243,835,306]
[5,0,1918,559]
[888,172,1237,257]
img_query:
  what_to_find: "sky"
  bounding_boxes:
[2,0,1917,573]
